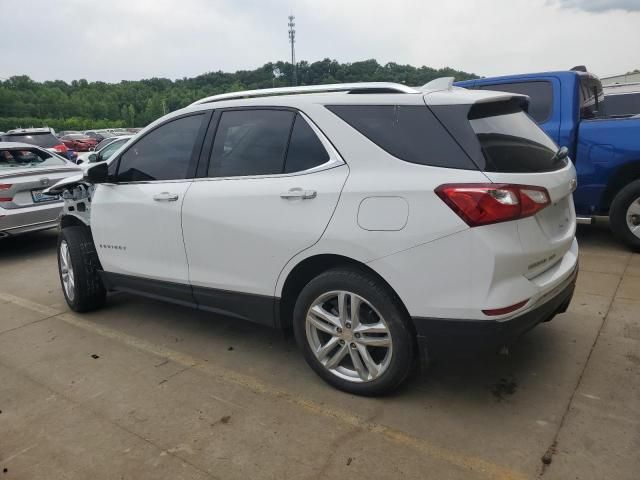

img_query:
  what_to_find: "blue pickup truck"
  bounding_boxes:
[456,68,640,251]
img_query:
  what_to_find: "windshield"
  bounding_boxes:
[2,132,60,148]
[0,148,67,169]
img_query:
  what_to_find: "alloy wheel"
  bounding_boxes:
[305,290,393,383]
[60,240,75,301]
[626,197,640,239]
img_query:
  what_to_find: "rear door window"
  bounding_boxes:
[326,105,476,169]
[477,81,553,123]
[284,114,330,173]
[209,109,295,177]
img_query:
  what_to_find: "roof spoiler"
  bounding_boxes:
[419,77,455,92]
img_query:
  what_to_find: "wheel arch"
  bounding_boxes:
[60,213,90,230]
[277,253,411,331]
[601,160,640,212]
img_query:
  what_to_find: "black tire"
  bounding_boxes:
[609,179,640,252]
[57,226,106,312]
[293,267,415,396]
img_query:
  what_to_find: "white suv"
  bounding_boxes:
[49,81,579,396]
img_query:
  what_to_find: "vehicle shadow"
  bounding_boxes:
[94,290,579,411]
[0,229,58,260]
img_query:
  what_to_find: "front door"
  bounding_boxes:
[181,109,348,324]
[92,112,209,286]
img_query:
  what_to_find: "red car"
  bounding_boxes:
[60,134,98,152]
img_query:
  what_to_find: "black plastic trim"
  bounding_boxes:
[412,266,578,359]
[99,271,277,327]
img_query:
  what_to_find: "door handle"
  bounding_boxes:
[153,192,179,202]
[280,188,317,200]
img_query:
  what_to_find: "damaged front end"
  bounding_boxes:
[44,172,95,227]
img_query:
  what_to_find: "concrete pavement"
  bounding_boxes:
[0,225,638,479]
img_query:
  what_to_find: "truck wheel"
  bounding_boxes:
[293,267,415,396]
[57,226,107,312]
[610,179,640,252]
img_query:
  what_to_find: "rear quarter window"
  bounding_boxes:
[325,105,477,170]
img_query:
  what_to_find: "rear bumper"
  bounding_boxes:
[0,203,63,236]
[413,264,578,359]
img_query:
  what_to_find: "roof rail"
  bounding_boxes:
[189,82,419,106]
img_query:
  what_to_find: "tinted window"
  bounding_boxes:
[605,93,640,117]
[117,114,204,182]
[478,81,553,123]
[326,105,476,169]
[209,110,294,177]
[0,148,66,169]
[284,115,329,173]
[2,133,60,148]
[468,101,564,173]
[579,76,605,119]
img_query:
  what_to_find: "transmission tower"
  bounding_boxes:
[288,15,297,86]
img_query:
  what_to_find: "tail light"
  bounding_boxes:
[0,184,11,202]
[53,144,68,154]
[435,183,550,227]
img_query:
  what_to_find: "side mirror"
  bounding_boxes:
[88,153,98,163]
[76,159,84,165]
[85,162,110,184]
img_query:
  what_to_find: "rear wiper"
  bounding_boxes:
[550,146,569,164]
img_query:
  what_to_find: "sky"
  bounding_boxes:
[2,0,639,83]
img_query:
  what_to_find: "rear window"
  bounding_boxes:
[2,133,60,148]
[477,81,553,123]
[326,105,476,169]
[604,92,640,117]
[0,148,66,169]
[469,101,565,173]
[430,99,565,173]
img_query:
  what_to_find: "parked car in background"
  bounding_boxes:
[57,130,81,138]
[60,134,98,152]
[456,67,640,251]
[49,81,578,395]
[1,128,75,160]
[84,130,117,143]
[0,142,81,238]
[75,135,132,164]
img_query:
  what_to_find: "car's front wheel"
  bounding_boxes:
[609,179,640,252]
[58,226,106,312]
[293,268,415,396]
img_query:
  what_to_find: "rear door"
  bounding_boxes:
[181,109,348,324]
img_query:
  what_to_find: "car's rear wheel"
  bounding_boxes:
[58,226,106,312]
[293,268,415,396]
[609,179,640,252]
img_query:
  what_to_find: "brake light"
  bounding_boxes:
[482,299,529,316]
[53,144,68,153]
[435,183,550,227]
[0,184,11,190]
